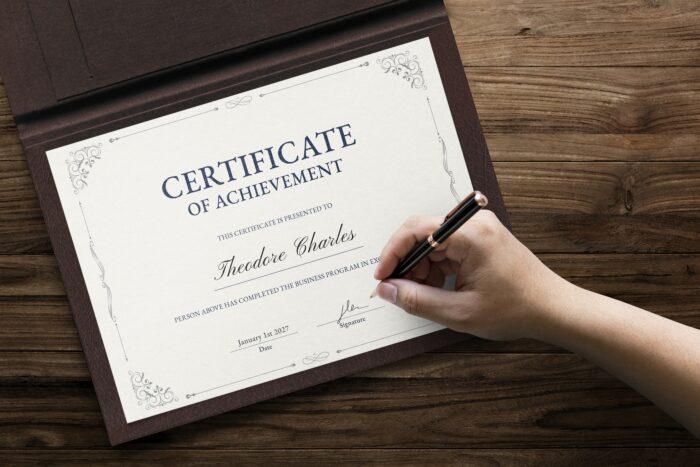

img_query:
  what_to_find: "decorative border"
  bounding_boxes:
[108,95,251,143]
[109,107,220,143]
[186,363,296,399]
[65,91,256,411]
[260,62,369,97]
[66,144,102,193]
[225,95,252,109]
[377,51,427,90]
[129,371,178,410]
[426,97,460,202]
[79,202,128,361]
[302,351,329,365]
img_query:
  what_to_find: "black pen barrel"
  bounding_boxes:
[389,238,432,278]
[433,201,481,243]
[387,192,487,280]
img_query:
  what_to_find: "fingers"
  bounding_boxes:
[372,210,504,297]
[374,216,442,280]
[452,209,502,253]
[425,265,446,288]
[408,257,431,284]
[374,278,463,324]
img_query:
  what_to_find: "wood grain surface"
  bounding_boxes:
[1,0,700,465]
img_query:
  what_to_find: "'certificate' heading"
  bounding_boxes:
[160,123,356,216]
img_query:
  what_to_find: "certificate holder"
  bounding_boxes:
[0,0,508,444]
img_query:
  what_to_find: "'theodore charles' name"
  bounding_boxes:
[214,223,356,281]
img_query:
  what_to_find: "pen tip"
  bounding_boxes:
[370,289,377,299]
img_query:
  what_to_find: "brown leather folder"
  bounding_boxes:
[0,0,508,444]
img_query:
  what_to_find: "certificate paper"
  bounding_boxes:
[47,37,473,423]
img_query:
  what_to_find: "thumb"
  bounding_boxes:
[374,278,460,321]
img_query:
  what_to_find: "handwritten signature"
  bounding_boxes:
[337,299,369,324]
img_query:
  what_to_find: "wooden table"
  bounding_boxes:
[2,1,700,464]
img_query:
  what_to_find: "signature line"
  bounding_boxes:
[317,305,385,327]
[336,323,437,353]
[214,245,365,292]
[230,331,299,353]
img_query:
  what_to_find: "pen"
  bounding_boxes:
[374,191,488,289]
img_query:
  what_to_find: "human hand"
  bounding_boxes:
[374,211,700,439]
[372,210,574,341]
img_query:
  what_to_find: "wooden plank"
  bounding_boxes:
[455,34,700,67]
[0,253,698,352]
[499,162,700,253]
[2,161,700,254]
[446,0,700,37]
[0,160,48,254]
[466,67,700,133]
[0,299,78,351]
[0,130,21,161]
[0,81,23,168]
[0,82,17,133]
[497,162,700,215]
[0,351,87,381]
[1,448,700,465]
[0,256,65,296]
[488,134,700,162]
[513,212,700,254]
[447,1,700,66]
[0,353,696,448]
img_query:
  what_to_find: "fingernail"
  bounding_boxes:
[376,282,398,304]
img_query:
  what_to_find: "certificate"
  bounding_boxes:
[47,37,474,425]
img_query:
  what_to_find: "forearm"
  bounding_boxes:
[533,281,700,437]
[373,211,700,436]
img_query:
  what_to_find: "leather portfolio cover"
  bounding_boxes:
[0,0,508,444]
